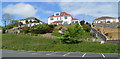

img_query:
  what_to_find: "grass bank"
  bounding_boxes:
[2,33,119,53]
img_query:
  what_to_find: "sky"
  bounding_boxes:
[0,2,118,26]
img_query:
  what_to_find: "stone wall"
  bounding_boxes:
[92,23,120,40]
[93,23,119,28]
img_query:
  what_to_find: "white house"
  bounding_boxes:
[48,12,80,25]
[19,17,44,27]
[93,16,119,24]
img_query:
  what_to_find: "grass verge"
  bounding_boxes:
[2,33,119,53]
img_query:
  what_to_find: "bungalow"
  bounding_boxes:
[48,12,80,25]
[93,16,119,24]
[19,17,44,27]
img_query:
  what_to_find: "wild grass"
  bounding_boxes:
[2,33,119,53]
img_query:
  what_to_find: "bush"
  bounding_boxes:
[46,27,53,33]
[33,24,47,34]
[61,23,83,44]
[80,20,85,25]
[6,25,14,29]
[82,25,91,32]
[22,26,30,33]
[2,27,6,34]
[48,24,57,28]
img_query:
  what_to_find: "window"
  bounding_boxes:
[56,13,59,16]
[75,21,78,24]
[65,16,67,19]
[113,20,116,22]
[59,23,62,25]
[107,21,110,23]
[72,21,74,24]
[50,18,53,20]
[60,17,62,20]
[64,21,68,24]
[57,17,58,20]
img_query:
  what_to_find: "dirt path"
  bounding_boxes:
[39,33,63,38]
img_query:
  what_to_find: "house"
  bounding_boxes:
[48,12,79,25]
[92,16,120,40]
[93,16,119,24]
[19,17,44,27]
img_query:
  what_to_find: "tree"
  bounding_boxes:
[61,23,83,44]
[26,20,29,24]
[2,13,14,27]
[80,20,85,25]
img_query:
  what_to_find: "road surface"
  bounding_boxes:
[2,50,119,57]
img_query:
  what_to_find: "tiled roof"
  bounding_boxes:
[48,12,72,18]
[94,16,116,22]
[53,21,63,23]
[72,18,79,20]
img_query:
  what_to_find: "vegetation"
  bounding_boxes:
[2,13,14,27]
[2,33,119,53]
[82,24,91,32]
[52,23,93,40]
[80,20,85,25]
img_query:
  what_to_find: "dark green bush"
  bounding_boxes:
[82,24,91,32]
[2,27,6,33]
[80,20,85,25]
[33,24,47,34]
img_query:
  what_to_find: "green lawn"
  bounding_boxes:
[2,33,119,53]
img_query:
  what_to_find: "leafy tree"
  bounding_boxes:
[61,23,83,44]
[80,20,85,25]
[2,13,14,27]
[30,20,32,23]
[26,20,29,24]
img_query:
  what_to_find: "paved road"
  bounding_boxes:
[2,50,119,57]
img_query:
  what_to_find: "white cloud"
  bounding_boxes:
[2,0,119,2]
[3,3,38,17]
[59,2,118,17]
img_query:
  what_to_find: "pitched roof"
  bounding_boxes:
[53,21,63,23]
[48,12,72,18]
[19,17,45,23]
[72,18,79,20]
[94,16,116,22]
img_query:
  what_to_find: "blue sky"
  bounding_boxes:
[1,2,118,26]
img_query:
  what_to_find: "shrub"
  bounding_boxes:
[46,27,53,33]
[61,23,83,44]
[61,38,79,44]
[80,20,85,25]
[22,26,30,33]
[48,24,57,28]
[2,27,6,34]
[34,24,47,34]
[82,25,91,32]
[6,25,14,29]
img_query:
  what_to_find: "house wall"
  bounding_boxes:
[19,19,43,27]
[93,27,119,40]
[48,16,72,25]
[93,19,119,24]
[19,20,26,24]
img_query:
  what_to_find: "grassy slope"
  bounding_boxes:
[2,34,119,53]
[51,25,93,39]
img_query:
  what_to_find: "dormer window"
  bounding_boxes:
[65,16,67,19]
[50,17,53,20]
[56,13,59,16]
